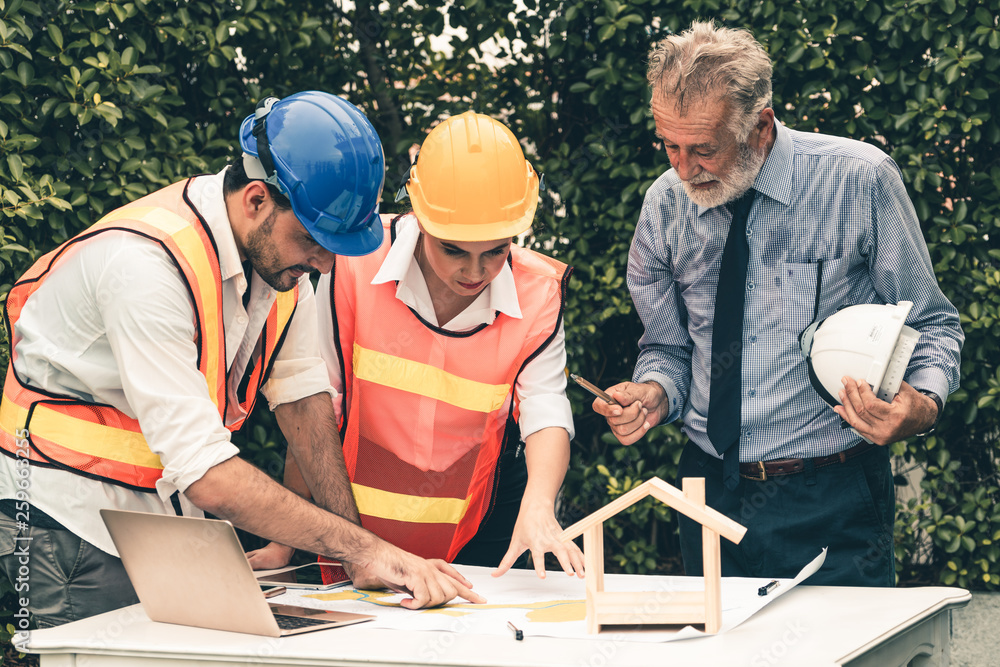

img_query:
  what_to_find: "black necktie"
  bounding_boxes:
[241,260,253,311]
[237,260,256,405]
[707,188,756,490]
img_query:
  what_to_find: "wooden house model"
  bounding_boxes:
[558,476,746,634]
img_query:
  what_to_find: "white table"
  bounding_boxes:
[23,584,969,667]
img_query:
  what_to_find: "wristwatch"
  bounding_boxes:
[915,390,944,436]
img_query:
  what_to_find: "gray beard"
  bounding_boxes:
[681,142,767,208]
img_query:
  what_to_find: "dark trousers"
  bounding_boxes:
[0,514,139,628]
[454,445,529,569]
[676,442,895,587]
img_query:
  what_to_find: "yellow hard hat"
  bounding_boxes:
[405,111,539,242]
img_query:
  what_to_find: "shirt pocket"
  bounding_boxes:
[779,257,850,335]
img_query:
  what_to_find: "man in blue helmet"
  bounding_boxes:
[0,91,484,629]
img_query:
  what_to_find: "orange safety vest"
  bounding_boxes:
[0,179,298,491]
[329,217,571,561]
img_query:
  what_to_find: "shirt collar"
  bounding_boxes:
[753,118,793,207]
[694,118,793,216]
[372,213,523,327]
[185,168,245,284]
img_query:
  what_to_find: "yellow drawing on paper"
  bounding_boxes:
[526,602,585,623]
[421,600,585,623]
[305,590,585,623]
[306,589,400,606]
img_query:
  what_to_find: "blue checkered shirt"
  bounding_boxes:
[629,120,964,461]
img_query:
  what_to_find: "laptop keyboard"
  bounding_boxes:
[274,614,336,630]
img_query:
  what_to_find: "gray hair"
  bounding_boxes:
[647,21,773,141]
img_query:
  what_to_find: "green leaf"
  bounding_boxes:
[786,43,805,64]
[7,154,23,181]
[47,23,63,49]
[122,135,146,150]
[129,32,147,53]
[944,64,961,85]
[4,43,32,59]
[955,200,968,222]
[863,3,881,22]
[17,61,32,86]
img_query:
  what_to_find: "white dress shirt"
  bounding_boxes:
[316,213,574,441]
[0,168,333,555]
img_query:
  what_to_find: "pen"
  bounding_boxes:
[263,586,287,599]
[569,373,619,405]
[757,580,779,596]
[507,620,523,640]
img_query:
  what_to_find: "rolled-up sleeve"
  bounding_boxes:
[515,321,575,441]
[100,240,239,501]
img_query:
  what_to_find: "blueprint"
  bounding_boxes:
[270,549,826,643]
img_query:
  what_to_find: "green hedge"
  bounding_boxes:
[1,0,998,621]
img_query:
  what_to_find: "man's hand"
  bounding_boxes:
[187,457,482,610]
[492,499,585,580]
[363,542,486,610]
[834,378,938,445]
[246,541,295,570]
[342,562,382,590]
[590,381,668,445]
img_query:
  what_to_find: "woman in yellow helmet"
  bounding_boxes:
[248,112,583,581]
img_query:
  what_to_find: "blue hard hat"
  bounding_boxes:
[239,91,385,256]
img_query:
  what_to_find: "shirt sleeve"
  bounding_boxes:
[627,185,694,423]
[515,321,575,441]
[260,275,337,410]
[869,158,964,401]
[99,237,238,500]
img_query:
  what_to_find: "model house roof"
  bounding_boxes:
[558,477,746,544]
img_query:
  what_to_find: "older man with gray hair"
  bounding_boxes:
[591,21,963,586]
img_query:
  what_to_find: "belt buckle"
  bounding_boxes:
[745,461,767,482]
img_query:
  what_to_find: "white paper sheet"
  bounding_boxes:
[271,548,826,643]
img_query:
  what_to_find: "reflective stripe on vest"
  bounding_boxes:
[352,483,473,524]
[332,215,570,560]
[0,179,297,490]
[352,344,511,414]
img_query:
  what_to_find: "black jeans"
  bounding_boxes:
[676,442,896,587]
[454,444,529,569]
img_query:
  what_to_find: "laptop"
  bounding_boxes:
[100,509,375,637]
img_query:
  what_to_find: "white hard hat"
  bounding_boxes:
[799,301,921,407]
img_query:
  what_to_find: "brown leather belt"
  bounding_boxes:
[739,441,876,482]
